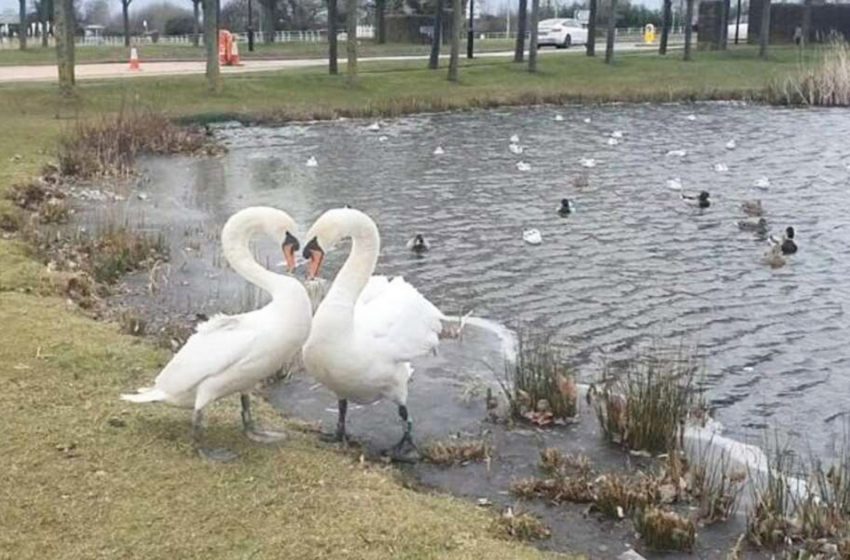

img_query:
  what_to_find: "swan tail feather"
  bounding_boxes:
[121,387,167,403]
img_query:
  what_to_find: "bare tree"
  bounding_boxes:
[345,0,356,84]
[259,0,275,43]
[191,0,200,46]
[447,0,461,81]
[39,0,52,47]
[54,0,74,95]
[513,0,527,62]
[801,0,811,48]
[586,0,596,56]
[121,0,132,46]
[375,0,386,43]
[428,0,443,69]
[659,0,671,54]
[759,0,770,59]
[604,0,616,64]
[683,0,694,60]
[328,0,338,73]
[528,0,539,72]
[204,0,220,91]
[19,0,28,50]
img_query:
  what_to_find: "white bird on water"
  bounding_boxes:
[433,146,445,156]
[516,161,532,172]
[510,134,520,143]
[666,178,683,190]
[725,139,737,150]
[754,176,771,189]
[306,156,318,167]
[523,229,543,245]
[554,114,565,122]
[666,149,687,157]
[583,117,592,124]
[611,130,624,138]
[580,157,597,168]
[366,122,381,131]
[509,143,524,155]
[607,138,619,146]
[714,162,729,172]
[378,135,389,143]
[686,114,697,121]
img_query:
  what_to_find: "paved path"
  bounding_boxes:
[0,44,652,83]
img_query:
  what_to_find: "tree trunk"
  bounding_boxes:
[40,0,48,47]
[801,0,811,48]
[345,0,357,84]
[54,0,74,95]
[122,0,131,47]
[262,0,275,43]
[428,0,442,69]
[683,0,694,60]
[604,0,616,64]
[192,0,200,46]
[719,0,729,49]
[466,0,473,58]
[328,0,338,73]
[528,0,539,72]
[758,0,770,59]
[19,0,27,50]
[659,0,671,54]
[203,0,220,92]
[375,0,386,44]
[586,0,596,56]
[447,0,461,81]
[513,0,527,62]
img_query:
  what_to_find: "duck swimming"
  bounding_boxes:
[523,229,542,245]
[558,198,574,216]
[741,200,763,217]
[764,243,786,268]
[770,226,798,255]
[738,217,768,234]
[682,190,710,208]
[406,234,430,254]
[306,156,318,167]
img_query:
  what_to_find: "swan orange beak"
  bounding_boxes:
[282,232,299,273]
[303,237,324,280]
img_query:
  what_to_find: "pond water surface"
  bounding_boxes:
[107,103,850,462]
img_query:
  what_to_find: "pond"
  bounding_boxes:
[100,102,850,463]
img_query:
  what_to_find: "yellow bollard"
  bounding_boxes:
[643,23,656,44]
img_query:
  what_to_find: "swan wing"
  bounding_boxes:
[153,313,258,397]
[355,276,445,362]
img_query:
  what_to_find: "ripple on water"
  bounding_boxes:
[107,103,850,460]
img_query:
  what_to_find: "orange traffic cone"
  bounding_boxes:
[129,47,140,71]
[230,40,242,66]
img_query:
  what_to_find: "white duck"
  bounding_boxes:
[301,208,445,460]
[523,228,543,245]
[306,156,318,167]
[121,207,312,461]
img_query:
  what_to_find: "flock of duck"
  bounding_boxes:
[123,206,445,462]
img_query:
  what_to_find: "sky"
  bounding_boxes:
[0,0,664,19]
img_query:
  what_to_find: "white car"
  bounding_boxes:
[537,18,588,49]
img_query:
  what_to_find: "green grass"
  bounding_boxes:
[0,39,517,66]
[0,44,814,558]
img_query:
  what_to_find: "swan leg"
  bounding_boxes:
[389,405,420,463]
[192,409,238,462]
[240,394,287,444]
[320,399,350,445]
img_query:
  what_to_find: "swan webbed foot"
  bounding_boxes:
[387,405,421,463]
[197,446,240,462]
[245,429,287,444]
[192,408,239,462]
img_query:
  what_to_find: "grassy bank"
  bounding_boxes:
[0,45,810,558]
[0,39,516,66]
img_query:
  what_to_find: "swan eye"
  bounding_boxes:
[282,231,300,252]
[302,237,323,260]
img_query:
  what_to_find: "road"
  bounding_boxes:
[0,44,653,84]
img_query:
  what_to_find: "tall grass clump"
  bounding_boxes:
[769,39,850,106]
[635,506,697,552]
[498,331,578,426]
[591,344,703,455]
[58,110,220,178]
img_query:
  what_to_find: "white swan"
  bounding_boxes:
[554,114,564,122]
[433,146,445,156]
[510,134,520,143]
[725,139,737,150]
[306,156,318,167]
[666,149,687,157]
[301,208,445,459]
[121,207,312,461]
[580,157,597,168]
[714,162,729,172]
[583,117,592,124]
[607,137,619,146]
[516,161,532,171]
[667,177,683,190]
[366,122,381,131]
[754,176,771,189]
[509,143,524,155]
[611,130,624,138]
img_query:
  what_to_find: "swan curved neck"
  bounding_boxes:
[221,211,294,299]
[328,214,380,304]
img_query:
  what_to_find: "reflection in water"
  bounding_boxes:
[98,104,850,460]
